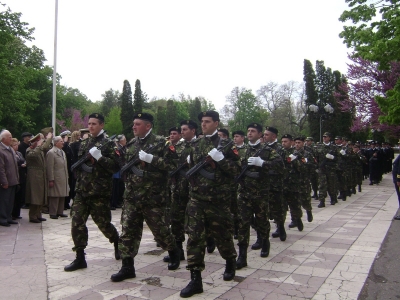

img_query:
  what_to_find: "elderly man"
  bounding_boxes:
[0,130,19,227]
[46,136,69,219]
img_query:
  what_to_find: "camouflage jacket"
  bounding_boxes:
[123,132,177,199]
[336,144,352,171]
[267,141,285,190]
[187,134,240,201]
[170,139,193,196]
[314,142,338,172]
[240,142,283,194]
[75,132,119,198]
[282,147,304,191]
[295,148,317,182]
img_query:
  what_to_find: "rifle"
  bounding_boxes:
[120,140,163,176]
[235,142,270,183]
[169,161,188,179]
[319,149,336,170]
[185,140,234,180]
[70,134,116,172]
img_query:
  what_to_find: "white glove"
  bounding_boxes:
[326,153,334,160]
[340,149,346,155]
[89,147,102,160]
[289,154,297,161]
[248,157,264,167]
[187,155,191,164]
[304,157,308,163]
[208,148,224,162]
[139,150,153,163]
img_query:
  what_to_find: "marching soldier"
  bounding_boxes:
[263,126,287,241]
[64,113,120,272]
[163,120,198,263]
[305,137,318,199]
[335,136,349,201]
[314,132,338,207]
[111,113,181,282]
[294,136,317,224]
[236,123,283,270]
[180,111,240,298]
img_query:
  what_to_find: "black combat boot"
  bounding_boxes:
[236,245,248,269]
[352,187,356,194]
[318,201,325,208]
[288,220,298,228]
[180,270,203,298]
[338,192,343,199]
[111,257,136,282]
[271,226,280,239]
[252,231,262,248]
[64,250,87,272]
[206,237,215,253]
[223,258,236,281]
[341,191,347,201]
[347,189,352,197]
[260,239,270,257]
[114,241,121,260]
[312,191,318,199]
[306,210,313,222]
[278,223,286,241]
[168,247,181,270]
[234,222,239,240]
[297,218,304,231]
[358,185,362,192]
[163,242,185,262]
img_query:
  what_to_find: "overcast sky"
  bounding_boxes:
[5,0,352,110]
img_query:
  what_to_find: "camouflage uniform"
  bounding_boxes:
[282,147,303,222]
[297,148,317,214]
[336,143,351,199]
[237,142,283,247]
[314,142,338,205]
[232,144,248,230]
[185,133,240,271]
[170,139,192,243]
[71,132,119,251]
[305,144,318,197]
[119,133,178,259]
[353,149,367,188]
[267,142,286,224]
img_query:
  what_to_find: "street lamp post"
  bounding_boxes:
[309,103,334,142]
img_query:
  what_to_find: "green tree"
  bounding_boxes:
[339,0,400,124]
[155,106,167,136]
[120,80,134,139]
[165,100,177,130]
[101,88,120,117]
[104,106,123,135]
[133,79,144,114]
[189,97,202,127]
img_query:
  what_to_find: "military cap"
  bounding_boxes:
[218,128,229,138]
[21,132,33,138]
[294,136,305,142]
[247,123,263,132]
[29,134,41,143]
[334,136,342,140]
[265,126,278,135]
[169,126,181,134]
[133,112,154,123]
[305,137,314,141]
[60,130,71,137]
[323,132,332,137]
[343,137,350,141]
[180,119,198,129]
[40,127,53,135]
[281,134,293,140]
[370,141,376,145]
[79,128,90,133]
[198,110,220,122]
[232,130,245,137]
[88,113,105,123]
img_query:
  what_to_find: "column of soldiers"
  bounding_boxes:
[63,111,394,299]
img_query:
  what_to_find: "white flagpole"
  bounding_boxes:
[52,0,58,133]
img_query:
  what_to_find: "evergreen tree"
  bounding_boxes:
[133,79,143,114]
[189,97,203,128]
[101,88,121,117]
[303,59,319,140]
[155,106,167,136]
[165,100,177,130]
[104,107,123,135]
[120,80,134,139]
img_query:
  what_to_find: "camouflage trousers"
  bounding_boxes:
[185,197,237,271]
[268,189,287,224]
[284,191,302,221]
[237,192,270,247]
[170,189,189,242]
[337,170,349,192]
[71,193,119,252]
[299,179,312,212]
[119,193,176,260]
[353,167,363,186]
[231,190,240,224]
[318,169,338,202]
[310,171,318,193]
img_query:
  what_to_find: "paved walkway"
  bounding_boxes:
[0,174,398,300]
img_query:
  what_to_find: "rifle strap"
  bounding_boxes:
[199,168,215,180]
